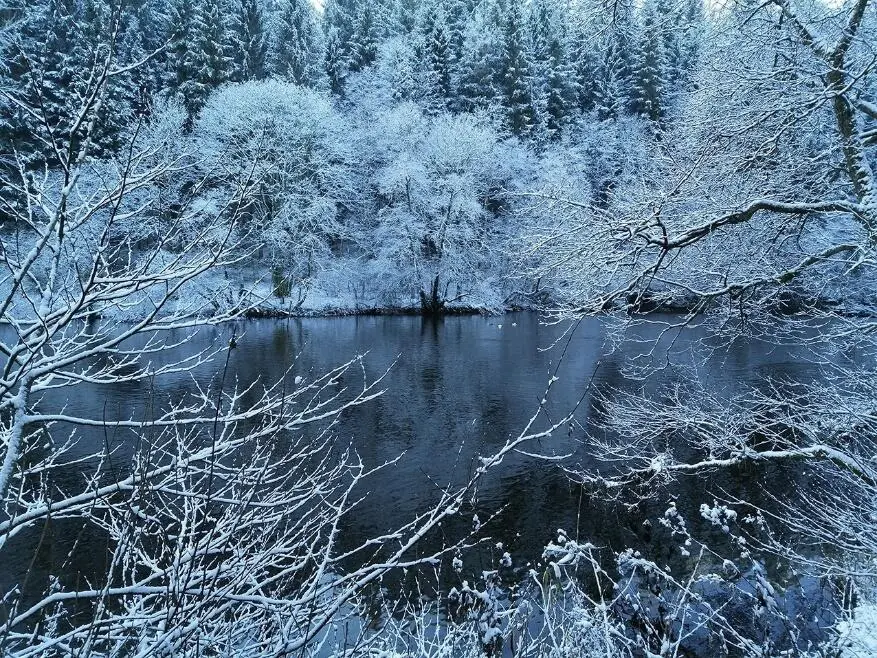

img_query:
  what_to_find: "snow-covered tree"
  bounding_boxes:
[271,0,324,85]
[322,0,382,92]
[348,0,381,71]
[416,3,454,111]
[629,0,668,124]
[163,0,198,116]
[366,106,523,310]
[180,0,233,116]
[456,0,505,111]
[1,0,89,163]
[229,0,270,81]
[196,80,355,291]
[500,2,537,138]
[528,0,577,139]
[390,0,420,34]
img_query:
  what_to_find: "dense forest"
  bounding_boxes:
[2,0,710,314]
[1,0,877,655]
[2,0,873,316]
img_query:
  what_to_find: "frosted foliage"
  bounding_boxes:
[197,80,354,279]
[1,0,877,654]
[366,106,522,304]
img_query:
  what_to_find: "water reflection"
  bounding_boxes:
[3,313,839,604]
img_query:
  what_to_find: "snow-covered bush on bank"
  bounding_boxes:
[360,509,864,658]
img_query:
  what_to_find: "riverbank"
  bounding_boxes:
[189,265,877,321]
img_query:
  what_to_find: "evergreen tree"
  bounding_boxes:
[630,0,668,124]
[164,0,198,103]
[180,0,233,119]
[89,1,141,152]
[322,0,356,92]
[119,13,155,118]
[442,0,468,74]
[541,34,577,138]
[499,1,536,137]
[592,43,630,119]
[320,0,383,92]
[2,0,91,163]
[4,0,138,159]
[390,0,420,34]
[528,0,576,139]
[124,0,167,105]
[272,0,323,85]
[230,0,269,81]
[323,26,347,94]
[78,0,112,49]
[677,0,704,87]
[587,0,636,120]
[456,0,505,111]
[528,0,551,67]
[570,23,600,113]
[39,0,84,132]
[348,1,379,72]
[416,3,453,111]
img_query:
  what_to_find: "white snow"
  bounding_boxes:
[838,604,877,657]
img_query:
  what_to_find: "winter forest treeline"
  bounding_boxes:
[2,0,701,143]
[0,0,707,314]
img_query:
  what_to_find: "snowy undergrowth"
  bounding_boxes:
[838,602,877,657]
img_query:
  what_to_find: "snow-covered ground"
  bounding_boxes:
[838,604,877,657]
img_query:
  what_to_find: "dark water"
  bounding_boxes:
[4,312,848,620]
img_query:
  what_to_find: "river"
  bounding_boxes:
[3,311,847,649]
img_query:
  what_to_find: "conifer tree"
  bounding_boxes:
[180,0,232,118]
[541,34,577,138]
[417,3,453,110]
[85,0,141,152]
[629,0,667,124]
[348,1,380,71]
[119,13,155,118]
[272,0,323,85]
[230,0,269,81]
[164,0,198,105]
[442,0,467,64]
[591,46,627,119]
[590,0,636,119]
[2,0,147,160]
[456,0,504,111]
[528,0,551,68]
[39,0,84,129]
[570,23,600,113]
[528,0,576,139]
[124,0,167,103]
[676,0,704,87]
[322,0,356,92]
[499,1,537,137]
[324,26,347,94]
[2,0,91,163]
[391,0,420,34]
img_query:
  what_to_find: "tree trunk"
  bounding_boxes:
[419,274,445,316]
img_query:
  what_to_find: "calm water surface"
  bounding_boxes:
[6,312,842,600]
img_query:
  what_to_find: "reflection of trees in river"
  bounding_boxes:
[22,313,833,571]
